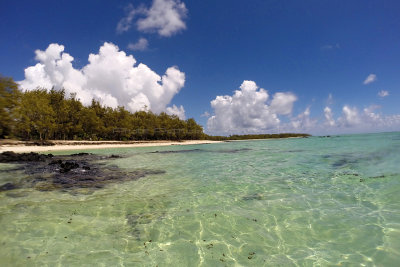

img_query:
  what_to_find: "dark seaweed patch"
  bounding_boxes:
[0,152,165,194]
[242,193,264,201]
[371,175,385,179]
[151,149,202,154]
[5,191,28,198]
[126,211,166,240]
[215,148,252,153]
[282,150,305,153]
[327,149,395,169]
[0,183,17,191]
[69,153,92,157]
[0,151,53,162]
[392,135,400,140]
[150,147,252,154]
[332,158,358,168]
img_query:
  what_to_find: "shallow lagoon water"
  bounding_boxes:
[1,132,400,266]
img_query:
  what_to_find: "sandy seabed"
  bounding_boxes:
[0,140,223,153]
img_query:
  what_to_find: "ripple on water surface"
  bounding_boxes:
[1,132,400,265]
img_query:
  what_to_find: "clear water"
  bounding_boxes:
[1,132,400,266]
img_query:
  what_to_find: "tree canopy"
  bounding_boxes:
[0,76,204,140]
[0,75,20,138]
[0,74,309,141]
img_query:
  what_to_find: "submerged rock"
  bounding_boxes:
[0,151,53,162]
[70,152,91,156]
[0,151,165,194]
[59,161,79,173]
[0,182,17,192]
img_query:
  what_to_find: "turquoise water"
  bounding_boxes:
[1,132,400,266]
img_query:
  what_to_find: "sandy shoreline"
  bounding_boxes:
[0,140,223,153]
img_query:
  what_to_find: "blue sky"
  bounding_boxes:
[1,0,400,135]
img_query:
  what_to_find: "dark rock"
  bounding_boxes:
[1,152,165,194]
[49,159,62,165]
[59,161,79,173]
[0,183,17,192]
[70,153,91,156]
[0,151,51,162]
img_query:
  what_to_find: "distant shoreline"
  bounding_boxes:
[0,140,223,153]
[0,135,310,153]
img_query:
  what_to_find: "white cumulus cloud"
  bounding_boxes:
[19,42,185,114]
[363,74,377,85]
[324,106,335,126]
[207,80,297,135]
[323,104,399,134]
[378,90,389,98]
[284,104,400,135]
[127,37,149,51]
[116,4,142,34]
[338,105,361,127]
[363,105,381,123]
[270,92,297,115]
[137,0,187,37]
[166,104,185,120]
[290,107,316,131]
[117,0,187,37]
[200,111,210,118]
[206,80,400,135]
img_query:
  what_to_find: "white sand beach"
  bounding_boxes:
[0,140,223,153]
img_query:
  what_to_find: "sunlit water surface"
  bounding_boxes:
[1,132,400,266]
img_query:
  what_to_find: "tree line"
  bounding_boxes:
[0,75,310,141]
[0,76,204,140]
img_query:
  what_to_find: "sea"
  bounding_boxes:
[1,132,400,266]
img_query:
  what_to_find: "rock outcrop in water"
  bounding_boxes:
[0,151,165,194]
[0,151,53,162]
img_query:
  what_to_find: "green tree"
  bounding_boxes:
[3,76,207,141]
[64,93,84,139]
[48,88,69,139]
[15,89,54,140]
[80,107,102,140]
[0,75,20,138]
